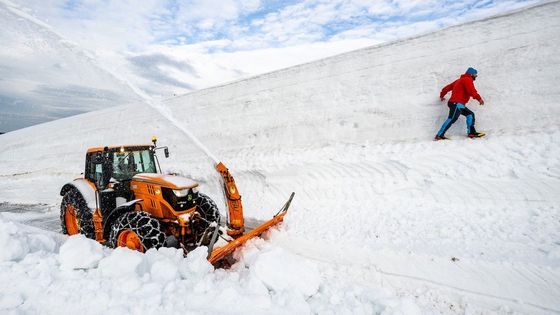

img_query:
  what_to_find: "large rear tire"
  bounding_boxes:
[108,211,165,252]
[60,190,95,239]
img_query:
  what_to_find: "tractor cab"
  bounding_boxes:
[60,137,292,265]
[85,145,159,189]
[85,136,169,190]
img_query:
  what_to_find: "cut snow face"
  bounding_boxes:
[0,1,560,314]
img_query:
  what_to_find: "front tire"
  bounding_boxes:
[190,193,221,247]
[108,211,165,252]
[196,193,221,224]
[60,190,95,239]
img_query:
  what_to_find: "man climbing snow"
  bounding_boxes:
[435,67,485,140]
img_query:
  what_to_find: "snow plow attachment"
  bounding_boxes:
[207,177,294,265]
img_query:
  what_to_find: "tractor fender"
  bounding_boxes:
[102,199,143,240]
[60,179,98,212]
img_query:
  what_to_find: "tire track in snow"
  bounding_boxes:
[227,131,560,266]
[271,233,560,315]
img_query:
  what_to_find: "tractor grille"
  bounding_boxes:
[162,188,197,212]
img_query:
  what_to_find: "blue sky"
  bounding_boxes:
[25,0,541,51]
[146,0,537,49]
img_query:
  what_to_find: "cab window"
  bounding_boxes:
[86,153,104,186]
[112,149,156,180]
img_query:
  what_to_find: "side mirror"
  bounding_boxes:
[164,148,169,158]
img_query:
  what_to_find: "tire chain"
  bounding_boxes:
[196,193,221,224]
[60,189,95,239]
[108,211,166,250]
[189,193,222,247]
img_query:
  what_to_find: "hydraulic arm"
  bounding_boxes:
[216,162,245,236]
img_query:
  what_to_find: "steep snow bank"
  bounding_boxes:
[164,1,560,151]
[1,1,558,212]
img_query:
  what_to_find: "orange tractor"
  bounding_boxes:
[60,137,293,264]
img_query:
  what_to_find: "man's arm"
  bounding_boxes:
[440,81,455,101]
[465,78,484,105]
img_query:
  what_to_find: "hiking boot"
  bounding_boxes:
[434,135,449,141]
[468,132,485,138]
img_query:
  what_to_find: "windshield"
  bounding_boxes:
[112,149,157,180]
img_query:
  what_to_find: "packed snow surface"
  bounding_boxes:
[1,1,560,314]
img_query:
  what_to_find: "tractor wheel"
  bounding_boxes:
[108,211,165,252]
[196,193,221,224]
[190,193,222,247]
[60,190,95,239]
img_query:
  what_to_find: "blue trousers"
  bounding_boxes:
[437,102,476,136]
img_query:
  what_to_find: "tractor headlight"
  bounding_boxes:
[173,189,190,197]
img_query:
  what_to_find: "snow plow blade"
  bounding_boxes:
[208,192,294,264]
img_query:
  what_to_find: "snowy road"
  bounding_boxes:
[0,203,60,232]
[238,131,560,314]
[274,234,560,314]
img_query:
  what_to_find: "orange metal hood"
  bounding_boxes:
[132,173,199,189]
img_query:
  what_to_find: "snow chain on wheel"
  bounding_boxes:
[108,211,165,251]
[196,193,221,224]
[60,189,95,239]
[192,193,222,247]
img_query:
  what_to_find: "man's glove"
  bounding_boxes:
[479,99,485,106]
[440,97,446,102]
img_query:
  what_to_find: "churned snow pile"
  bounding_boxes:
[0,214,418,315]
[1,1,560,314]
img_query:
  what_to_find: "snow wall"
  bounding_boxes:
[0,1,559,209]
[164,1,560,152]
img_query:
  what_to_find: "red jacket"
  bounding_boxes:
[440,74,483,105]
